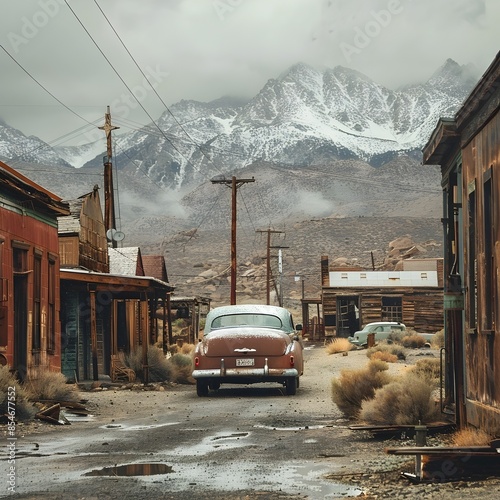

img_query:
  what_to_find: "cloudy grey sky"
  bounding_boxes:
[0,0,498,146]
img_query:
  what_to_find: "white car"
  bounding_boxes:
[347,322,406,347]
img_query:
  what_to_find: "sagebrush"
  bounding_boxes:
[449,427,493,447]
[359,372,441,425]
[0,366,35,421]
[366,343,406,361]
[125,345,173,382]
[331,360,391,419]
[166,353,195,384]
[325,338,355,355]
[25,368,78,402]
[411,358,441,385]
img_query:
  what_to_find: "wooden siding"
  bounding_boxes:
[0,164,68,376]
[322,287,444,335]
[461,106,500,432]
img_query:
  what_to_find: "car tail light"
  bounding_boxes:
[194,356,200,367]
[289,355,295,367]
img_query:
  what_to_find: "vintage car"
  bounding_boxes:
[347,321,406,347]
[192,304,304,396]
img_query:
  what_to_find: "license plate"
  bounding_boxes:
[236,358,254,367]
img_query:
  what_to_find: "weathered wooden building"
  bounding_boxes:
[321,256,444,337]
[58,191,173,381]
[58,185,109,273]
[423,51,500,435]
[0,160,70,378]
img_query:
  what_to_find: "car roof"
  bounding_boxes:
[205,304,294,334]
[365,322,405,326]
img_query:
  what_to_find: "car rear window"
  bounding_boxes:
[210,313,283,330]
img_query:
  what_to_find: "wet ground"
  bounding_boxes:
[4,345,500,499]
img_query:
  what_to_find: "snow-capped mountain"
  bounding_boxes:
[0,118,72,168]
[77,58,475,190]
[1,59,477,192]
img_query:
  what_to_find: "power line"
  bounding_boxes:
[63,0,223,182]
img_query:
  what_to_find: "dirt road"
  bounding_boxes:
[4,345,500,499]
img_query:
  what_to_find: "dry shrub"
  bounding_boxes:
[450,427,493,447]
[411,358,441,385]
[432,329,445,348]
[359,372,441,425]
[325,338,355,355]
[370,350,398,363]
[0,366,35,421]
[401,333,427,349]
[25,368,78,402]
[180,343,195,355]
[331,360,391,419]
[166,353,195,384]
[367,343,406,361]
[125,345,173,383]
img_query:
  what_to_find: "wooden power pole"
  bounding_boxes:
[99,106,120,248]
[256,228,285,305]
[211,176,255,304]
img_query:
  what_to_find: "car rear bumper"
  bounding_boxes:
[192,367,299,379]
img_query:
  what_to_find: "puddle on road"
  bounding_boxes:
[100,422,180,431]
[150,460,362,498]
[254,424,325,431]
[167,431,251,456]
[84,463,174,477]
[61,410,95,423]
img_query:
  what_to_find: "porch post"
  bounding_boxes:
[89,288,98,381]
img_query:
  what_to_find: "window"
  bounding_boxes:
[33,252,42,350]
[47,257,56,352]
[483,169,494,330]
[468,188,477,330]
[381,296,402,322]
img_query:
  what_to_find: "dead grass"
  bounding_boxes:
[359,372,441,425]
[25,368,79,402]
[125,345,173,383]
[369,350,398,363]
[166,353,195,384]
[180,343,195,355]
[325,338,355,355]
[400,333,427,349]
[411,358,441,385]
[0,366,35,421]
[366,343,406,361]
[331,360,391,419]
[449,427,494,447]
[432,329,445,348]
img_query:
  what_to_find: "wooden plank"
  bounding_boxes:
[386,446,499,456]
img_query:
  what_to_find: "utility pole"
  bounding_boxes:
[270,244,289,307]
[99,106,120,248]
[211,175,255,304]
[256,228,285,305]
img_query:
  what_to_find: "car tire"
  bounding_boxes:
[196,380,209,397]
[285,377,297,396]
